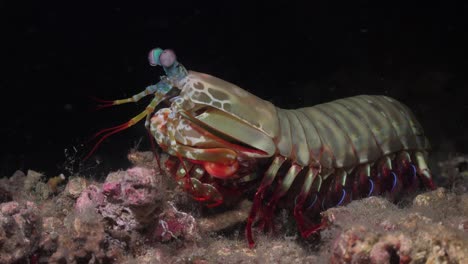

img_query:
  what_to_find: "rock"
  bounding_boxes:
[0,201,41,264]
[413,187,450,207]
[49,206,120,263]
[39,217,62,254]
[154,202,199,242]
[198,199,252,233]
[0,170,26,200]
[322,189,468,263]
[24,169,44,192]
[75,184,105,213]
[102,166,165,225]
[437,154,468,193]
[2,152,465,263]
[64,176,88,199]
[127,150,159,168]
[35,182,52,200]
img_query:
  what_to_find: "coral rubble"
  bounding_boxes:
[0,152,466,263]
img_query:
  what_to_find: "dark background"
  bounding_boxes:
[1,2,467,178]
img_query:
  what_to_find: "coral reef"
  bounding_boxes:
[324,191,467,263]
[436,154,468,194]
[0,152,466,263]
[0,201,42,263]
[153,202,199,243]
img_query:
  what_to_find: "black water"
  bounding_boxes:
[1,2,467,178]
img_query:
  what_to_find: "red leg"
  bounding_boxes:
[245,156,285,248]
[261,164,301,233]
[246,185,269,248]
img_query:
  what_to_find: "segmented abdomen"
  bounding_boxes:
[275,95,430,169]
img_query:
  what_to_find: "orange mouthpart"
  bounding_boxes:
[203,160,239,179]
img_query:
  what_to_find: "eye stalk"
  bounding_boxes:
[148,48,176,68]
[148,47,188,81]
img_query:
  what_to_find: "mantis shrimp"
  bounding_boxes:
[87,48,436,248]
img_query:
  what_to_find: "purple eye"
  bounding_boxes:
[159,49,176,68]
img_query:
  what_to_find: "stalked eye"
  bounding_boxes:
[159,49,176,68]
[148,48,163,66]
[148,48,176,68]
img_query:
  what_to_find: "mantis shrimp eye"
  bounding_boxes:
[159,49,176,68]
[148,48,176,68]
[148,48,162,66]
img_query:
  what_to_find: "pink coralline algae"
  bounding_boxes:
[67,169,153,234]
[0,152,466,263]
[0,201,41,264]
[99,166,166,230]
[103,167,164,209]
[324,190,468,264]
[153,202,199,242]
[74,184,105,213]
[72,164,198,244]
